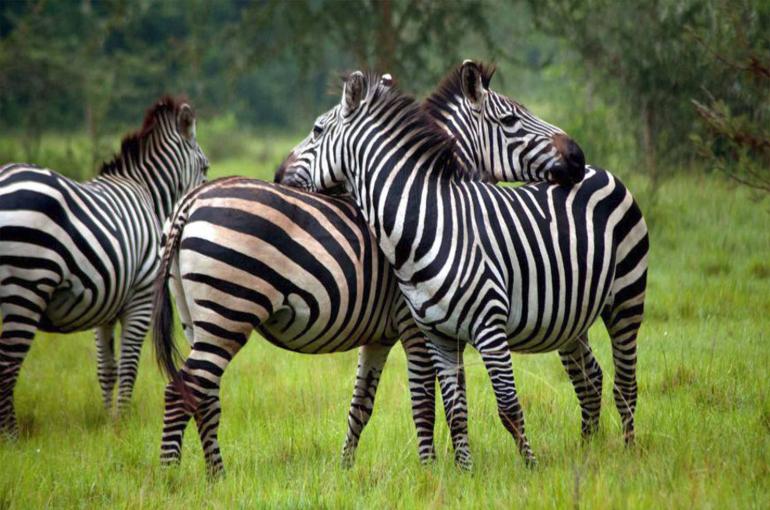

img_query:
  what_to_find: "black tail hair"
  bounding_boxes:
[152,193,196,401]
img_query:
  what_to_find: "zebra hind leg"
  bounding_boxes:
[94,323,117,413]
[401,335,437,465]
[160,379,193,466]
[558,335,603,439]
[428,339,472,470]
[0,303,43,439]
[183,329,249,478]
[603,305,642,446]
[477,331,536,467]
[115,301,152,416]
[341,342,392,468]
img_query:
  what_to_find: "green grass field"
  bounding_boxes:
[1,135,769,509]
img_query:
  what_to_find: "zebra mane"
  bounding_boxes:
[357,72,474,181]
[423,62,496,117]
[99,95,188,176]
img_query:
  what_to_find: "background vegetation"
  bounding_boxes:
[1,0,768,508]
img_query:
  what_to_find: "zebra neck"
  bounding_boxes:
[106,147,177,224]
[426,95,482,178]
[356,136,458,275]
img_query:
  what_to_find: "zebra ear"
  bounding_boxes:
[177,104,196,140]
[342,71,366,116]
[460,60,487,109]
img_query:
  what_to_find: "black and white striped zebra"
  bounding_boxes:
[426,61,586,186]
[282,70,648,467]
[150,71,583,475]
[0,97,208,437]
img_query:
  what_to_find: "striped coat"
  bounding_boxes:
[0,97,208,437]
[282,70,647,467]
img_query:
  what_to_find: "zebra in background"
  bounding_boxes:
[281,70,648,467]
[0,97,208,437]
[151,71,583,475]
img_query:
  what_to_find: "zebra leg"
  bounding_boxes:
[115,298,152,415]
[94,323,117,412]
[184,333,249,478]
[478,338,536,466]
[428,340,472,470]
[401,335,437,464]
[160,379,193,466]
[0,303,43,439]
[603,304,642,445]
[341,342,392,468]
[558,335,603,439]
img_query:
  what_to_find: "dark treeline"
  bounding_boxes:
[1,0,768,190]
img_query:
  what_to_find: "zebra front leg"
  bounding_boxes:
[94,323,117,412]
[0,303,42,439]
[115,300,152,415]
[341,342,392,468]
[428,339,472,470]
[478,337,536,466]
[559,335,603,439]
[401,336,437,464]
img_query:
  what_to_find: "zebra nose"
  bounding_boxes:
[550,134,586,185]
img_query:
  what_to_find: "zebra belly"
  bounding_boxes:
[38,279,109,333]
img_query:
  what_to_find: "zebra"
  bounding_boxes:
[425,61,586,186]
[153,176,440,477]
[280,69,648,467]
[0,96,209,438]
[150,73,585,475]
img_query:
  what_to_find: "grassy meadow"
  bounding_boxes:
[1,130,769,509]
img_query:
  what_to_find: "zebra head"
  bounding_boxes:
[105,97,210,222]
[275,73,397,192]
[164,100,209,197]
[425,60,585,186]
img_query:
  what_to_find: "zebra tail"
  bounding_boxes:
[152,196,194,389]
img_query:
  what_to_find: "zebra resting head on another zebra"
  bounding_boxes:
[282,70,647,467]
[425,60,586,186]
[0,96,208,438]
[277,61,587,190]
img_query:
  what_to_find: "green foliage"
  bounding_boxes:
[528,0,770,189]
[1,156,769,507]
[688,1,770,192]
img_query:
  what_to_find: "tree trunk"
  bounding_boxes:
[376,0,396,73]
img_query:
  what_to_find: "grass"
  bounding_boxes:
[1,134,770,509]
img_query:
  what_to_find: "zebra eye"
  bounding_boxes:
[313,124,324,138]
[500,114,517,127]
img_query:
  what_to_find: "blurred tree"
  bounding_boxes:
[689,1,770,193]
[528,0,713,183]
[528,0,770,192]
[234,0,496,94]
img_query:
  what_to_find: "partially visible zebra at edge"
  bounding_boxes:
[0,97,209,438]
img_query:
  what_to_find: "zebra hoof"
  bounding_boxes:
[340,450,356,469]
[419,451,437,466]
[206,465,225,481]
[523,455,538,469]
[160,453,182,467]
[454,455,473,472]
